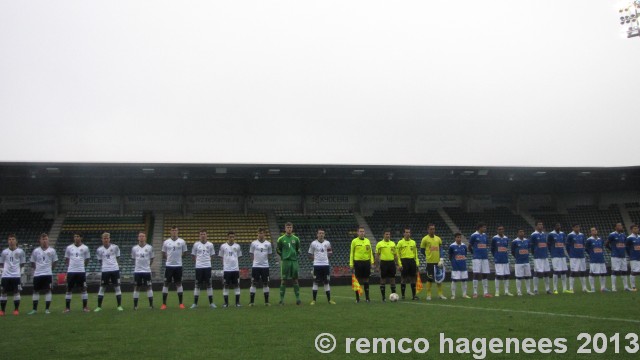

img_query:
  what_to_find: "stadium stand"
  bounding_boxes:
[53,211,150,281]
[162,211,271,279]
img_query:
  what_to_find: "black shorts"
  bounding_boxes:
[134,272,152,287]
[313,265,331,283]
[379,260,397,279]
[33,275,53,292]
[400,258,417,278]
[223,271,240,286]
[164,266,183,283]
[353,260,371,279]
[66,272,86,290]
[1,277,21,293]
[195,268,212,284]
[101,270,121,286]
[251,267,270,284]
[425,263,439,283]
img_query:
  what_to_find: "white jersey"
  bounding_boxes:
[162,238,188,267]
[30,247,58,276]
[132,244,154,273]
[308,240,332,266]
[191,241,215,269]
[249,240,272,268]
[65,244,90,273]
[96,244,121,272]
[219,243,242,272]
[1,248,26,278]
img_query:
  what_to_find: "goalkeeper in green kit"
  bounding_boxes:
[277,222,302,305]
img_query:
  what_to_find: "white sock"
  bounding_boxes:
[98,287,105,296]
[561,274,567,290]
[312,283,318,291]
[461,282,467,296]
[569,277,575,291]
[65,293,72,300]
[115,287,122,296]
[473,280,478,294]
[223,288,229,296]
[544,277,550,291]
[482,279,488,294]
[516,279,522,293]
[631,275,636,289]
[504,280,510,293]
[162,286,168,294]
[45,293,52,302]
[451,281,457,296]
[611,275,617,290]
[235,287,241,295]
[0,295,7,301]
[177,286,183,293]
[147,289,153,298]
[553,274,558,291]
[622,276,629,289]
[579,277,587,290]
[495,279,501,293]
[533,277,539,292]
[264,286,270,293]
[133,291,139,299]
[525,279,531,292]
[207,288,213,297]
[14,294,21,301]
[81,292,88,300]
[323,284,330,292]
[589,276,595,290]
[249,286,256,293]
[600,276,606,290]
[33,293,40,301]
[194,288,200,296]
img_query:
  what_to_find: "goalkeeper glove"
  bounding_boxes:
[438,259,444,267]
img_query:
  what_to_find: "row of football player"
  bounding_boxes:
[346,222,640,303]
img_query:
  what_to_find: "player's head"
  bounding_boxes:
[357,226,365,239]
[39,232,49,248]
[631,224,639,234]
[454,232,462,244]
[73,232,83,245]
[517,228,525,239]
[199,229,207,243]
[535,221,544,232]
[227,231,236,244]
[170,226,179,239]
[257,228,266,241]
[572,224,580,233]
[383,229,391,240]
[7,233,17,249]
[101,232,111,246]
[590,227,598,237]
[138,231,147,245]
[285,222,293,235]
[317,228,325,241]
[428,223,435,236]
[477,222,486,233]
[497,225,504,236]
[403,227,411,239]
[615,222,624,232]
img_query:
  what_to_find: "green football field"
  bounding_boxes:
[1,281,639,360]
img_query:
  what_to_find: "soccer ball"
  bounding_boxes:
[389,293,400,302]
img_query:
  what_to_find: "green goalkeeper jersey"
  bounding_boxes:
[277,233,300,261]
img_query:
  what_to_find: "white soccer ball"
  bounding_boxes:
[389,293,399,302]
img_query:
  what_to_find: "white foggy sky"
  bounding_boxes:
[1,0,638,167]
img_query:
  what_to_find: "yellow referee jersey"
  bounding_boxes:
[376,240,400,266]
[350,237,374,267]
[396,238,419,265]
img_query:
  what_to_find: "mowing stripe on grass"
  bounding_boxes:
[333,296,640,324]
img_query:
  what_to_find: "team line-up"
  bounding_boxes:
[1,221,639,315]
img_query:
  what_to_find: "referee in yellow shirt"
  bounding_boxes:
[397,227,419,300]
[349,226,374,303]
[375,229,400,302]
[420,223,446,300]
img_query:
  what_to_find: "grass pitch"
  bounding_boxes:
[1,280,639,360]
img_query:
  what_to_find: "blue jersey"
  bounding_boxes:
[547,231,567,258]
[490,235,510,264]
[448,243,468,272]
[566,232,585,258]
[626,234,640,261]
[585,237,605,264]
[468,232,489,260]
[530,231,549,259]
[511,238,530,264]
[607,231,627,258]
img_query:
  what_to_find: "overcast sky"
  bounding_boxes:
[1,0,638,167]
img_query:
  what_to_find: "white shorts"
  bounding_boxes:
[551,257,568,272]
[451,270,468,281]
[495,263,510,276]
[589,263,607,275]
[570,258,586,272]
[611,257,628,272]
[472,259,490,274]
[631,260,640,274]
[515,264,531,278]
[534,258,551,273]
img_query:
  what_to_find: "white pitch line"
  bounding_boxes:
[333,296,640,324]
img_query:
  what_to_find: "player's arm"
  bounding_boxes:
[326,242,332,257]
[605,233,613,250]
[162,241,168,260]
[468,236,474,254]
[547,233,555,248]
[84,249,90,267]
[438,242,445,267]
[448,245,454,263]
[369,241,375,265]
[419,238,426,257]
[626,238,634,256]
[413,244,419,266]
[182,242,187,258]
[349,239,355,269]
[511,241,517,258]
[490,238,497,257]
[584,239,592,257]
[276,238,282,258]
[530,235,536,253]
[191,245,197,262]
